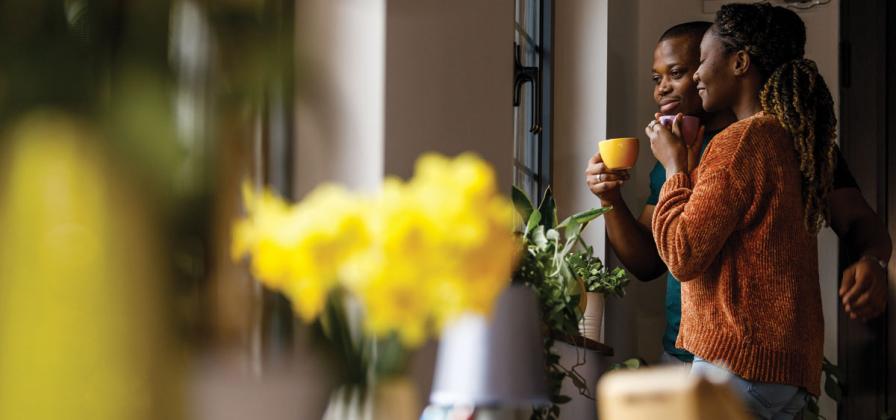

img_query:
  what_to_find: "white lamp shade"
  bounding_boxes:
[429,285,549,408]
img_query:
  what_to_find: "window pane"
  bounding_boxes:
[527,131,538,173]
[516,0,539,46]
[515,30,539,67]
[513,0,549,200]
[515,168,536,203]
[527,0,540,48]
[514,82,530,163]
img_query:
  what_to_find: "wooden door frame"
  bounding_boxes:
[838,1,894,418]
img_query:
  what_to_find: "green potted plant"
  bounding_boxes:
[511,186,629,420]
[567,248,628,341]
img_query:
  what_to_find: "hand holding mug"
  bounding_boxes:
[585,151,630,204]
[659,114,700,148]
[646,113,704,175]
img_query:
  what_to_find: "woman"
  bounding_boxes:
[644,3,837,418]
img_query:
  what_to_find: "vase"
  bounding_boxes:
[578,292,604,342]
[321,376,420,420]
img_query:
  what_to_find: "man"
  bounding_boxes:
[584,21,891,364]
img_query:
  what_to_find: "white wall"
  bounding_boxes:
[294,0,513,193]
[799,4,841,418]
[585,0,841,417]
[295,0,514,405]
[294,0,386,194]
[383,0,513,188]
[384,0,514,404]
[553,0,610,269]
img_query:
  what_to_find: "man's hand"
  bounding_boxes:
[839,256,888,321]
[585,152,630,204]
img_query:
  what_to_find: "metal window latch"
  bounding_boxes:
[513,43,542,134]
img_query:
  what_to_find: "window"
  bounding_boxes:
[513,0,553,201]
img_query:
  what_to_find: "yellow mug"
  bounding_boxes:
[599,137,639,170]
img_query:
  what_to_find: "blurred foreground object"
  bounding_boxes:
[427,286,548,410]
[0,113,179,420]
[232,153,521,419]
[597,366,750,420]
[233,152,520,346]
[189,352,330,420]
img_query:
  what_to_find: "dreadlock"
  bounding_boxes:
[715,3,837,234]
[759,59,837,233]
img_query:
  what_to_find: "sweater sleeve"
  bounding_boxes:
[651,166,751,282]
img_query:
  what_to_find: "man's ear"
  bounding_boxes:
[733,50,751,76]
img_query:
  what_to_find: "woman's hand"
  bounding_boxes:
[645,113,702,177]
[585,152,630,204]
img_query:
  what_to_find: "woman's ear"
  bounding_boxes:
[732,50,751,76]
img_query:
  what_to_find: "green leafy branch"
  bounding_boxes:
[511,186,624,420]
[608,357,649,371]
[566,248,629,298]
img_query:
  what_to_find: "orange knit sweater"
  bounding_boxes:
[652,112,823,396]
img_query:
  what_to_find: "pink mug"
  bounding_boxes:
[659,115,700,147]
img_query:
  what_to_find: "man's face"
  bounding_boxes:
[652,36,704,116]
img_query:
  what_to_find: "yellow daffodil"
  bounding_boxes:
[232,153,519,346]
[233,183,371,321]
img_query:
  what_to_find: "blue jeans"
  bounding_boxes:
[691,357,808,420]
[660,351,692,366]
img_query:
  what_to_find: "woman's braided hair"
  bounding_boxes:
[715,2,837,234]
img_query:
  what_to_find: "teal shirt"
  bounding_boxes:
[645,129,720,363]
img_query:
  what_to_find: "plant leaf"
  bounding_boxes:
[568,373,588,391]
[527,210,543,236]
[824,373,842,402]
[801,397,820,420]
[562,220,583,242]
[557,206,613,231]
[556,213,574,229]
[539,187,557,229]
[552,206,560,230]
[551,395,571,404]
[822,357,844,380]
[512,185,535,221]
[622,358,643,369]
[570,206,613,225]
[558,236,577,261]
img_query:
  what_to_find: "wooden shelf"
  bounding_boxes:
[551,332,614,356]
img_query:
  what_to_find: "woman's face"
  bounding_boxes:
[693,30,738,113]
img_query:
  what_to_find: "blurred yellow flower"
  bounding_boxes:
[232,183,371,321]
[232,153,519,347]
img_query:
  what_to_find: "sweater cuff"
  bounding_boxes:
[659,172,691,201]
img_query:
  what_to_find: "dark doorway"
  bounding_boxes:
[838,1,895,418]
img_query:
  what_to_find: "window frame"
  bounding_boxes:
[514,0,554,201]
